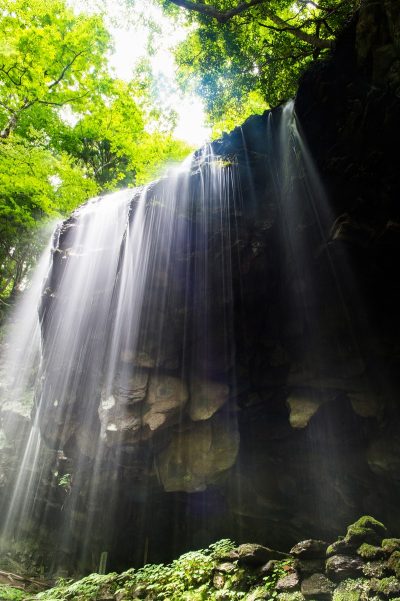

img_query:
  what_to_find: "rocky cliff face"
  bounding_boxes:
[1,0,399,576]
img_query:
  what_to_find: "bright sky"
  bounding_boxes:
[69,0,211,147]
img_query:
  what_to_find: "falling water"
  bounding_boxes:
[0,103,365,574]
[0,148,242,573]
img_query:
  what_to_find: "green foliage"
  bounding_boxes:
[158,0,360,130]
[0,0,191,311]
[57,473,72,490]
[261,559,294,599]
[37,573,118,600]
[370,576,400,596]
[34,542,296,601]
[0,0,111,136]
[0,585,30,600]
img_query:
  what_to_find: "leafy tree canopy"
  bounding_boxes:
[0,0,191,309]
[156,0,360,127]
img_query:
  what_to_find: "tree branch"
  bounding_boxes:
[167,0,333,48]
[47,50,86,90]
[167,0,268,23]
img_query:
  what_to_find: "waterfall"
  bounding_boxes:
[0,147,242,573]
[0,104,367,575]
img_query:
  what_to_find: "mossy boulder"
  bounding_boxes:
[332,577,367,601]
[345,516,387,547]
[291,540,329,559]
[369,576,400,598]
[357,543,386,560]
[363,560,389,578]
[388,552,400,578]
[237,544,288,566]
[383,541,400,555]
[326,538,356,557]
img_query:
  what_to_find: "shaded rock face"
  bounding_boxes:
[4,0,400,575]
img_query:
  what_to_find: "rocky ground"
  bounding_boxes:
[2,516,400,601]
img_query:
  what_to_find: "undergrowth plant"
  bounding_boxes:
[35,539,294,601]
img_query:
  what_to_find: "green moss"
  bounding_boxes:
[32,543,297,601]
[333,591,361,601]
[357,543,385,560]
[370,576,400,596]
[36,573,119,600]
[0,585,31,600]
[345,516,387,546]
[388,551,400,578]
[333,577,369,601]
[362,560,387,578]
[276,593,305,601]
[383,539,400,554]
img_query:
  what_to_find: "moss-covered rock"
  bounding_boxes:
[369,576,400,598]
[345,517,387,547]
[277,593,305,601]
[388,552,400,579]
[237,544,288,566]
[358,544,386,560]
[363,560,389,579]
[326,538,356,557]
[332,577,368,601]
[290,540,329,559]
[382,541,400,555]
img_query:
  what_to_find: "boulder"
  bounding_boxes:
[276,573,300,592]
[189,378,229,421]
[357,543,386,560]
[156,414,239,492]
[301,573,335,600]
[113,368,149,405]
[290,540,329,559]
[369,576,400,598]
[142,374,189,433]
[294,559,326,576]
[326,538,356,556]
[387,551,400,578]
[382,540,400,555]
[286,391,326,429]
[326,555,364,581]
[344,516,387,547]
[146,374,188,411]
[237,544,288,566]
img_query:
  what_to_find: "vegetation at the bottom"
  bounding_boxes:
[26,539,292,601]
[0,584,28,600]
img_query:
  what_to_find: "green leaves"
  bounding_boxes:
[0,0,191,309]
[160,0,360,129]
